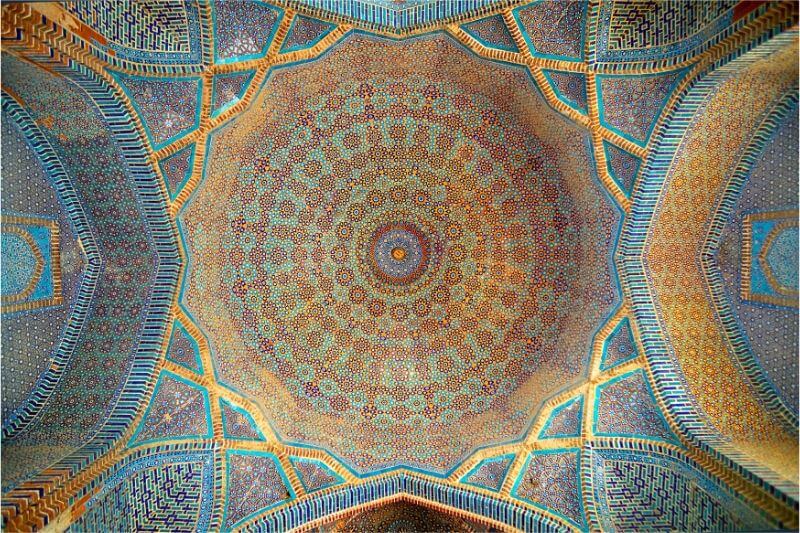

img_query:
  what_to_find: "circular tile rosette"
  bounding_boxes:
[367,219,435,288]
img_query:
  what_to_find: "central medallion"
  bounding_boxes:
[370,221,429,285]
[354,209,444,298]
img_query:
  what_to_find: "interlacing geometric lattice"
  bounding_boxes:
[1,1,797,531]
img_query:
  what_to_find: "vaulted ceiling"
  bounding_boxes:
[1,1,798,531]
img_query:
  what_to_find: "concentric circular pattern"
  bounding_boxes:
[370,221,430,286]
[357,210,443,297]
[183,35,618,473]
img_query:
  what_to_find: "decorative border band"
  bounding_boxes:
[618,29,800,504]
[244,471,565,531]
[0,95,101,439]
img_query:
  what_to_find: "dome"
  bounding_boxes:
[182,32,618,475]
[1,1,797,531]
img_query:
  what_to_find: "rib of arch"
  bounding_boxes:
[240,471,565,532]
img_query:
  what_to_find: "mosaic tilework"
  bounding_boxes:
[281,15,335,53]
[166,322,203,373]
[598,70,685,147]
[462,454,513,492]
[1,218,58,309]
[743,211,799,307]
[512,449,583,527]
[595,0,738,63]
[590,445,772,532]
[256,472,564,531]
[285,0,505,33]
[539,396,582,439]
[595,370,674,442]
[543,70,587,114]
[183,33,619,474]
[600,317,638,371]
[290,456,344,493]
[514,1,587,61]
[462,14,519,52]
[67,0,203,66]
[762,225,798,294]
[627,33,799,487]
[715,96,799,414]
[115,75,201,148]
[211,71,254,117]
[0,98,85,430]
[69,450,215,533]
[220,399,264,441]
[69,0,190,52]
[159,144,195,200]
[131,371,211,446]
[1,231,39,297]
[224,451,293,529]
[5,5,797,531]
[340,501,486,531]
[214,0,282,63]
[1,54,177,492]
[603,141,641,195]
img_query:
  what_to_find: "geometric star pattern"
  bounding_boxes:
[130,371,212,446]
[290,457,344,493]
[600,317,639,371]
[1,1,796,532]
[512,450,584,527]
[224,451,292,530]
[220,399,264,441]
[595,370,676,443]
[461,454,514,492]
[539,396,582,439]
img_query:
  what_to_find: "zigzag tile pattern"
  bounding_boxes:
[68,449,215,532]
[0,2,798,532]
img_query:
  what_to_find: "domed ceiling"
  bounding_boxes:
[1,1,797,532]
